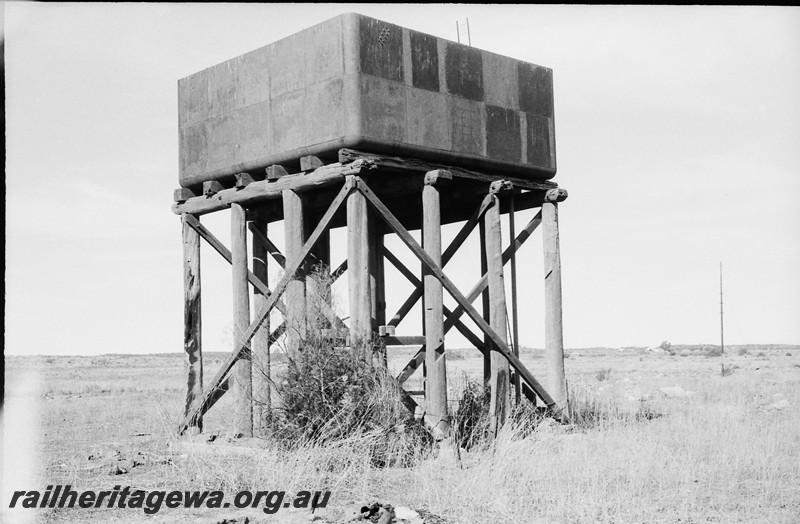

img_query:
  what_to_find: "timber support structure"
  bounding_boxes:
[174,150,570,437]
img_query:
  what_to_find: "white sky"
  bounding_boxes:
[5,4,800,356]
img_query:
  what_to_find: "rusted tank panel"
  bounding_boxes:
[178,13,556,189]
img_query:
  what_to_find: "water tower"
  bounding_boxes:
[172,13,569,438]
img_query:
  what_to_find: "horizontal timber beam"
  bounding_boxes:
[172,159,374,216]
[339,148,558,192]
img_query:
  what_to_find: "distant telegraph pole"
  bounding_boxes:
[719,262,724,354]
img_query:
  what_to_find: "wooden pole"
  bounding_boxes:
[231,203,253,437]
[542,190,569,418]
[370,219,387,367]
[250,217,271,437]
[282,189,307,363]
[182,214,203,434]
[479,221,491,385]
[347,176,372,360]
[509,191,521,403]
[305,211,331,331]
[485,182,511,434]
[422,170,451,438]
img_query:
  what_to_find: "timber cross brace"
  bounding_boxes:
[175,150,570,437]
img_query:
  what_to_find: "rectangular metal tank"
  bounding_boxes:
[178,13,556,189]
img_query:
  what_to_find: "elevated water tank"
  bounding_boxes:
[178,13,556,189]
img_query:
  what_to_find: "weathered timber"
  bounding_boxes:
[381,246,485,353]
[356,178,558,411]
[388,192,493,328]
[248,222,346,331]
[347,176,372,361]
[175,188,196,203]
[250,218,271,436]
[479,220,491,384]
[203,181,225,197]
[235,173,256,189]
[183,214,287,316]
[231,203,253,437]
[485,190,511,433]
[509,192,521,403]
[189,321,286,423]
[266,165,289,181]
[339,149,557,191]
[178,180,353,434]
[446,211,543,333]
[543,199,569,418]
[173,159,374,216]
[300,155,324,172]
[370,218,387,367]
[383,336,426,346]
[422,170,450,438]
[182,215,203,434]
[282,190,306,361]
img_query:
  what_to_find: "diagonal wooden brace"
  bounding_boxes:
[390,211,542,385]
[247,223,348,331]
[382,246,487,383]
[388,192,495,328]
[178,179,354,434]
[355,178,560,414]
[184,214,287,317]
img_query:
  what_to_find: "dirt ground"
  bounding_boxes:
[3,344,799,523]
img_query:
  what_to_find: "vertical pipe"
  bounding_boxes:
[251,217,271,437]
[422,171,450,438]
[182,214,203,434]
[542,195,569,417]
[283,190,306,363]
[485,189,511,434]
[347,179,372,361]
[231,203,253,437]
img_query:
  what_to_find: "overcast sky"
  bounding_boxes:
[5,4,800,356]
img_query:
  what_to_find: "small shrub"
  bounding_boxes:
[452,377,491,450]
[595,368,612,382]
[659,340,672,352]
[757,351,766,357]
[737,347,748,356]
[786,352,792,357]
[705,347,723,357]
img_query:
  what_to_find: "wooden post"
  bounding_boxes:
[543,189,569,418]
[182,214,203,435]
[347,177,372,360]
[250,217,271,437]
[369,218,387,367]
[479,221,491,385]
[422,170,451,438]
[485,181,511,434]
[304,211,331,331]
[231,203,253,437]
[283,189,307,362]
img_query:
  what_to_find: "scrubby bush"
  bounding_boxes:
[267,265,425,462]
[452,378,491,450]
[595,368,612,382]
[737,347,748,356]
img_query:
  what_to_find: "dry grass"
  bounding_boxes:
[4,347,800,523]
